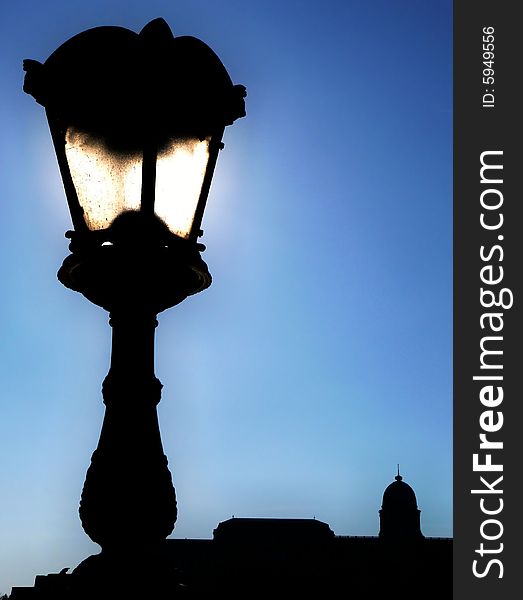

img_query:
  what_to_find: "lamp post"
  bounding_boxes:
[23,17,245,591]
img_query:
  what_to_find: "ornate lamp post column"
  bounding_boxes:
[23,17,245,587]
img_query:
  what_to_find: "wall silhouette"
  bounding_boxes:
[10,474,452,599]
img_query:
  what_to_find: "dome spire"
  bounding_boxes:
[396,463,402,481]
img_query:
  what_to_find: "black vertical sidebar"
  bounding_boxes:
[454,1,523,598]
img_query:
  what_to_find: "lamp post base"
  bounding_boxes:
[10,546,190,599]
[56,241,211,552]
[78,310,178,548]
[72,546,189,598]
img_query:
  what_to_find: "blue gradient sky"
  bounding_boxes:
[0,0,452,592]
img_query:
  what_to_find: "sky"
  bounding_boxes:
[0,0,452,593]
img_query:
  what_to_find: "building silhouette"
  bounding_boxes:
[379,467,424,541]
[10,472,452,599]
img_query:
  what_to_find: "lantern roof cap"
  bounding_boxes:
[23,18,246,141]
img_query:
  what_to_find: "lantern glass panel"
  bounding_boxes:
[154,137,211,239]
[65,126,142,231]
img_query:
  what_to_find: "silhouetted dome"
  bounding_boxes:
[381,475,419,511]
[379,470,423,540]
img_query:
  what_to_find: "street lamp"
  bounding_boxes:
[23,17,245,587]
